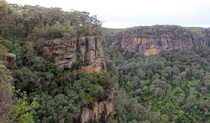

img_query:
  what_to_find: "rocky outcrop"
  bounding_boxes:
[80,101,116,123]
[107,26,210,55]
[42,36,106,73]
[5,53,16,69]
[144,44,160,56]
[112,36,208,55]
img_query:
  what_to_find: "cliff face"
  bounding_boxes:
[42,36,106,73]
[80,101,116,123]
[112,36,208,55]
[41,36,116,122]
[107,26,210,56]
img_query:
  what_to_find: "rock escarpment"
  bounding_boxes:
[108,26,210,56]
[41,36,115,122]
[112,36,208,56]
[42,36,106,73]
[80,101,116,123]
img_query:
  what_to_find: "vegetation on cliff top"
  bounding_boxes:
[0,0,111,122]
[105,44,210,122]
[1,0,210,122]
[0,0,102,40]
[103,25,210,47]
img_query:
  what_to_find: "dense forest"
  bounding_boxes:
[0,0,114,122]
[105,47,210,122]
[1,0,210,122]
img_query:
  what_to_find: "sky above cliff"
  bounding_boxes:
[6,0,210,28]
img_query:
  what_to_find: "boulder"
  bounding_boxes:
[5,53,16,69]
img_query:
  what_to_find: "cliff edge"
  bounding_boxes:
[105,25,210,55]
[42,36,106,73]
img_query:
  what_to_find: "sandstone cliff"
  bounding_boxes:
[41,36,116,122]
[42,36,106,73]
[80,101,116,123]
[112,36,208,56]
[107,25,210,55]
[28,36,115,122]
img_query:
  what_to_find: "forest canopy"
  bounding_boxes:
[1,0,210,122]
[0,0,102,39]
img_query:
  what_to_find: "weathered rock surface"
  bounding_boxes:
[80,101,116,123]
[5,53,16,69]
[107,26,210,56]
[42,36,106,73]
[112,36,208,55]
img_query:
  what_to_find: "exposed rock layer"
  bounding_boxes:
[112,37,208,55]
[42,36,106,73]
[42,36,113,122]
[80,101,116,123]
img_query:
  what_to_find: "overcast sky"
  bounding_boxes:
[6,0,210,28]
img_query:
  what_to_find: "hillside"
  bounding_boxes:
[103,26,210,122]
[104,25,210,55]
[0,1,163,123]
[0,1,116,122]
[1,0,210,123]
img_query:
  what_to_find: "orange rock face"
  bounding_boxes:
[134,37,142,45]
[83,58,105,73]
[121,38,136,52]
[144,44,160,56]
[80,101,116,123]
[112,36,208,56]
[42,36,106,73]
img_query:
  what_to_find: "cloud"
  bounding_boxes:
[6,0,210,28]
[103,21,137,29]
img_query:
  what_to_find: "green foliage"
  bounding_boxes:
[0,36,13,51]
[106,46,210,122]
[0,40,8,59]
[0,36,25,67]
[10,56,117,122]
[0,1,103,40]
[104,25,210,50]
[11,91,39,123]
[0,1,112,123]
[0,61,13,122]
[114,89,162,122]
[1,2,102,39]
[3,0,210,122]
[32,57,57,72]
[0,0,20,38]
